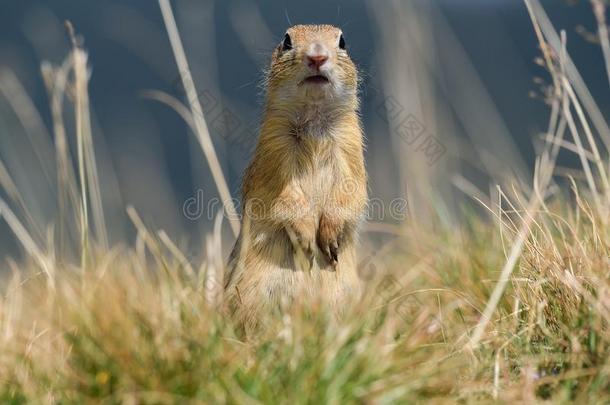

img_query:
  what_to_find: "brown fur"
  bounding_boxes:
[224,25,367,329]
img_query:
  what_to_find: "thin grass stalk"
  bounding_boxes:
[0,197,53,287]
[0,158,45,246]
[0,69,56,191]
[68,23,109,254]
[467,195,540,349]
[563,79,610,197]
[1,273,23,344]
[158,230,195,279]
[126,206,178,286]
[469,166,546,348]
[469,2,576,348]
[72,49,90,270]
[561,85,603,215]
[203,211,224,306]
[592,0,610,89]
[158,0,240,237]
[42,59,81,262]
[527,0,610,153]
[554,30,605,220]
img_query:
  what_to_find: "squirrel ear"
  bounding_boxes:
[282,33,292,51]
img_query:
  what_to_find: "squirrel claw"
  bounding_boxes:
[329,241,339,267]
[319,238,339,270]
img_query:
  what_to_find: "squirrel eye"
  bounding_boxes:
[338,34,346,50]
[282,33,292,51]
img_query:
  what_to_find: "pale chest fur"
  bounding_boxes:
[291,136,347,219]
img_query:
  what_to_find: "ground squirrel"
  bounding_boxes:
[224,24,368,327]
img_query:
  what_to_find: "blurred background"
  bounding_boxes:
[0,0,607,264]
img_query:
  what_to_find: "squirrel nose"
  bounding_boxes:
[307,54,328,70]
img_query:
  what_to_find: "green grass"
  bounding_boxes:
[1,199,609,403]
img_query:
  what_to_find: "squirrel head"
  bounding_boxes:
[266,25,358,109]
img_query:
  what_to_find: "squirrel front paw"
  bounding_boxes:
[317,215,343,269]
[286,217,316,258]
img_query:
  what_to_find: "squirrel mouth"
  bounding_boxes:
[302,75,330,85]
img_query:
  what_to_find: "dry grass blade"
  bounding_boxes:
[561,79,603,214]
[0,69,56,189]
[469,2,579,349]
[67,22,109,257]
[158,230,195,279]
[563,79,610,195]
[526,0,610,151]
[140,90,195,129]
[467,195,540,349]
[592,0,610,88]
[158,0,240,237]
[41,59,81,259]
[203,211,224,306]
[0,158,44,245]
[126,206,170,273]
[0,197,52,284]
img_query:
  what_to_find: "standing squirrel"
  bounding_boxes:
[224,25,368,327]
